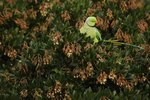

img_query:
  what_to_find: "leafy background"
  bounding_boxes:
[0,0,150,99]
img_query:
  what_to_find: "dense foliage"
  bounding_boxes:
[0,0,150,99]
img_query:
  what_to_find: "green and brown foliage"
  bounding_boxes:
[0,0,150,99]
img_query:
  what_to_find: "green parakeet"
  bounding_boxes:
[80,16,102,44]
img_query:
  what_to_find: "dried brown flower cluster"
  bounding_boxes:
[110,19,119,29]
[96,16,109,31]
[18,62,29,74]
[39,2,52,16]
[116,74,127,87]
[145,13,150,21]
[61,10,71,21]
[106,8,113,19]
[120,1,128,12]
[92,2,102,11]
[20,89,28,98]
[137,19,148,34]
[136,74,147,83]
[108,70,117,80]
[97,71,107,84]
[115,28,132,43]
[40,14,54,32]
[96,54,106,62]
[75,19,84,29]
[63,42,81,57]
[73,62,94,81]
[141,44,150,54]
[43,50,53,65]
[33,88,43,99]
[86,8,96,16]
[4,47,17,59]
[26,8,37,19]
[47,80,62,99]
[96,71,146,91]
[52,32,63,45]
[127,0,144,10]
[14,19,28,30]
[0,9,13,25]
[31,51,52,66]
[84,43,93,51]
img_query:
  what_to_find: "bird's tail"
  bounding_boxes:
[102,39,144,50]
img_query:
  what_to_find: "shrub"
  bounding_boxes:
[0,0,150,99]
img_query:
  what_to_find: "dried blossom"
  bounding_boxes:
[85,62,94,77]
[96,16,109,31]
[14,19,28,30]
[43,50,52,65]
[26,8,37,19]
[96,54,106,62]
[73,68,81,78]
[18,62,29,74]
[123,33,132,43]
[84,43,93,51]
[124,56,134,63]
[73,63,93,80]
[108,70,117,80]
[110,19,119,29]
[115,28,132,43]
[63,42,81,57]
[92,2,102,11]
[86,8,96,16]
[33,88,43,98]
[125,82,134,91]
[39,3,48,16]
[127,0,144,10]
[47,90,55,99]
[120,1,128,12]
[54,80,62,94]
[61,11,71,21]
[137,19,148,34]
[106,8,113,19]
[75,20,84,29]
[0,9,13,25]
[64,93,72,100]
[137,74,147,83]
[116,75,127,87]
[97,71,107,84]
[31,54,43,66]
[79,70,87,81]
[52,32,63,45]
[5,48,17,59]
[6,0,15,4]
[141,44,150,54]
[20,89,28,98]
[115,28,124,41]
[145,13,150,21]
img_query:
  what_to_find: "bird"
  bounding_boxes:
[80,16,102,44]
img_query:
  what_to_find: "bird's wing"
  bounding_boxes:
[80,24,87,34]
[95,28,102,40]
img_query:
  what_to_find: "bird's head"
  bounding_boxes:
[85,16,97,27]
